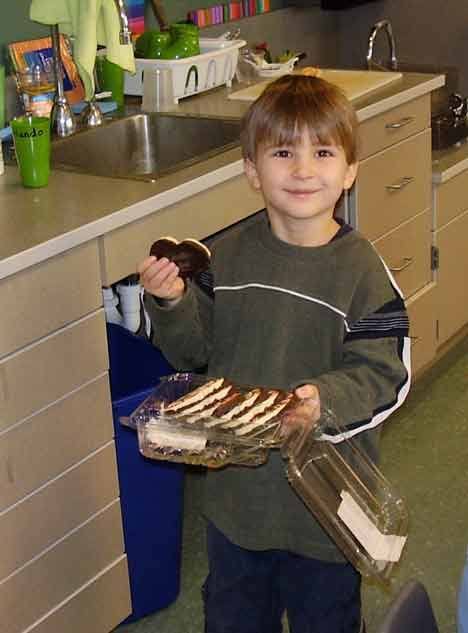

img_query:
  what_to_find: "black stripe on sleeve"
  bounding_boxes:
[195,268,214,298]
[345,297,409,342]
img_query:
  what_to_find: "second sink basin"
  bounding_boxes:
[52,112,241,181]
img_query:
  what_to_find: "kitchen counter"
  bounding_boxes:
[432,140,468,183]
[0,71,444,282]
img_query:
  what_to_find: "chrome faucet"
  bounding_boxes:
[366,20,398,71]
[113,0,132,45]
[50,25,76,137]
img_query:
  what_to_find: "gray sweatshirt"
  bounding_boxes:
[144,212,410,561]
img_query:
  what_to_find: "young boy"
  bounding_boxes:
[137,75,411,633]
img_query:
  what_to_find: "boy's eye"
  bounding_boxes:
[273,149,292,158]
[316,148,334,158]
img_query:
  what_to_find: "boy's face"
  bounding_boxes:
[244,129,358,244]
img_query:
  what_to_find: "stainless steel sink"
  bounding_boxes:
[51,112,241,181]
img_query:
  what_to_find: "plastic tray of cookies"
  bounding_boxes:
[123,372,298,468]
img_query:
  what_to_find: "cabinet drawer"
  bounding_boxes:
[406,283,437,376]
[372,211,431,299]
[0,375,113,512]
[0,500,125,633]
[0,241,102,360]
[359,95,430,160]
[27,557,131,633]
[0,310,108,433]
[435,208,468,345]
[0,443,119,581]
[434,169,468,229]
[100,174,263,285]
[355,129,432,241]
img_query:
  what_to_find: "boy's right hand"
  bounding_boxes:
[137,256,185,302]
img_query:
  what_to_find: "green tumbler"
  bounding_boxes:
[95,56,125,107]
[11,116,51,188]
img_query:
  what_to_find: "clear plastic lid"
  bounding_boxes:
[283,412,408,580]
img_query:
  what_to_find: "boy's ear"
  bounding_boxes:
[244,158,261,191]
[343,162,359,191]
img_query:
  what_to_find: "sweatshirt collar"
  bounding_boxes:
[256,211,354,260]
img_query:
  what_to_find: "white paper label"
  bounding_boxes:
[337,491,407,562]
[147,426,207,451]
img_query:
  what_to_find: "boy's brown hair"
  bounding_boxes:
[240,74,359,165]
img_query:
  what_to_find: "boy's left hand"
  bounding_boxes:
[279,384,321,444]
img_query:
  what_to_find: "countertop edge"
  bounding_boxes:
[432,154,468,184]
[0,159,244,281]
[356,74,445,122]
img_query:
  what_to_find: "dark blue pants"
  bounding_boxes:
[203,522,362,633]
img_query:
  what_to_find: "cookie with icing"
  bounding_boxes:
[150,236,211,280]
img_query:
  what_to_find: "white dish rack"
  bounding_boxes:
[124,38,246,103]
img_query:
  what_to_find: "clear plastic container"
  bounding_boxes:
[283,421,408,580]
[124,373,287,468]
[123,372,408,579]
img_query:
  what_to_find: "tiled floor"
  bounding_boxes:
[116,336,468,633]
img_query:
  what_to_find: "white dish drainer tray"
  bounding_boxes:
[124,38,246,103]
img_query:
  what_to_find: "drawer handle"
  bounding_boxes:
[410,335,420,346]
[390,257,414,273]
[386,176,414,192]
[385,116,415,130]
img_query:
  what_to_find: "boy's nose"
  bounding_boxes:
[292,156,315,178]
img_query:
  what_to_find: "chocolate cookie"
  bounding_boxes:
[150,236,211,280]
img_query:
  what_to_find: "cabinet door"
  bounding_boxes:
[359,95,430,160]
[372,210,431,299]
[435,209,468,345]
[0,241,102,360]
[0,501,125,633]
[354,130,431,242]
[435,169,468,228]
[0,443,119,580]
[27,558,131,633]
[0,375,113,512]
[0,311,108,433]
[406,283,437,376]
[100,174,262,285]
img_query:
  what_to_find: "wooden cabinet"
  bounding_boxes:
[0,243,131,633]
[351,94,435,374]
[433,169,468,345]
[0,170,264,633]
[100,174,263,285]
[355,130,432,242]
[358,95,430,160]
[406,283,438,376]
[372,210,432,299]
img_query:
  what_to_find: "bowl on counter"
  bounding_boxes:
[255,57,299,78]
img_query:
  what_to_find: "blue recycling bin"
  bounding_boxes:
[107,323,185,623]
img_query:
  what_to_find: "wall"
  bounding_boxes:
[4,0,468,101]
[2,1,332,66]
[333,0,468,96]
[0,1,48,65]
[145,6,340,67]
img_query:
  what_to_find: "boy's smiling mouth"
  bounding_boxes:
[284,187,320,196]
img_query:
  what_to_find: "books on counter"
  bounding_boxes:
[188,0,271,27]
